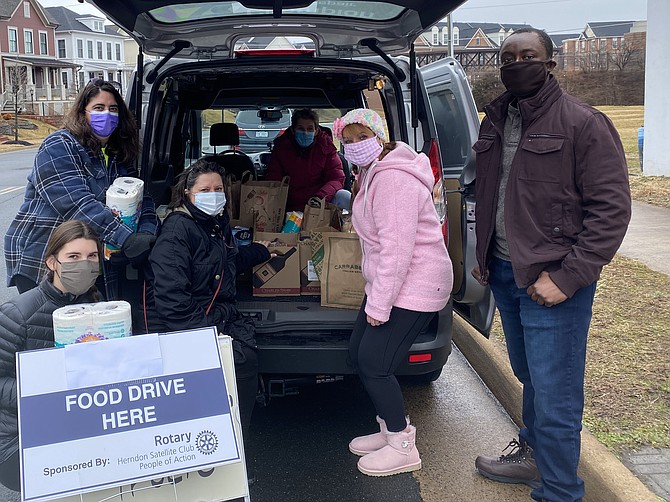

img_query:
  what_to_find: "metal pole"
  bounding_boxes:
[448,13,454,57]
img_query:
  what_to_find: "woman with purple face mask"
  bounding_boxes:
[4,79,159,300]
[333,109,453,478]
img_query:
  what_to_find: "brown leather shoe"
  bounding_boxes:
[475,438,541,489]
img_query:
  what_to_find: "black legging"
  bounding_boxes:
[235,345,259,438]
[349,298,434,432]
[0,451,20,492]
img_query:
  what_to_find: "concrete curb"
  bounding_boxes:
[452,317,659,502]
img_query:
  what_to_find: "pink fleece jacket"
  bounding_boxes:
[351,142,453,322]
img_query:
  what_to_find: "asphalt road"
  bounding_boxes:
[0,149,529,502]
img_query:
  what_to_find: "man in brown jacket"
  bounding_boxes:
[471,28,631,502]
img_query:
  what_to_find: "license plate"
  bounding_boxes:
[256,131,269,138]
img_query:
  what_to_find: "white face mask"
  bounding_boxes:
[194,191,226,216]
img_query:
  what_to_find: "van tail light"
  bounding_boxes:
[428,138,442,185]
[279,128,285,134]
[428,138,448,242]
[409,353,432,363]
[238,128,245,135]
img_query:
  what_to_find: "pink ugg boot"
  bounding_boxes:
[349,416,389,456]
[357,425,421,476]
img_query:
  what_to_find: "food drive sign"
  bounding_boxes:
[17,328,240,502]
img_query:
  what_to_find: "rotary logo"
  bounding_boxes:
[195,430,219,455]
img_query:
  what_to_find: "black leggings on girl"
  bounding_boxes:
[349,298,434,432]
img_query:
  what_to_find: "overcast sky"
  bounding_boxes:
[452,0,647,34]
[40,0,648,35]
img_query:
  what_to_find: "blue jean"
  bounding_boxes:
[488,258,596,502]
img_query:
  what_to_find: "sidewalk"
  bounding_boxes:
[617,201,670,501]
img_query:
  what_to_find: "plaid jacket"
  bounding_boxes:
[4,129,159,296]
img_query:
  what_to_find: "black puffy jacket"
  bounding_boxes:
[0,279,96,463]
[146,202,269,333]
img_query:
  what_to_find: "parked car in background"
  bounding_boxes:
[235,108,292,154]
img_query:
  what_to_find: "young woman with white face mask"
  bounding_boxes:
[144,159,272,440]
[4,79,159,299]
[0,220,103,492]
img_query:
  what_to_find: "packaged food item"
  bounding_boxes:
[232,226,252,246]
[282,211,303,233]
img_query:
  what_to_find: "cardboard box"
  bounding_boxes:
[252,232,300,297]
[299,240,320,295]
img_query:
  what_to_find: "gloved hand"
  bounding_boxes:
[121,232,157,266]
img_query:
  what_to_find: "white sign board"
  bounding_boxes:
[17,328,248,502]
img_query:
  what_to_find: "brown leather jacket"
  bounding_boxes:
[473,75,631,297]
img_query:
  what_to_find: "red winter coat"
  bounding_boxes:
[265,129,344,211]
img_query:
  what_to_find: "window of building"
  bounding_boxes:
[8,28,18,53]
[612,37,618,49]
[580,40,585,51]
[106,42,112,60]
[24,30,34,54]
[432,27,439,45]
[23,1,30,17]
[97,41,103,59]
[57,39,66,58]
[442,27,449,45]
[88,71,96,81]
[453,28,459,46]
[79,71,86,89]
[87,40,94,59]
[94,20,103,31]
[62,72,68,89]
[77,39,84,58]
[115,43,121,61]
[39,32,47,54]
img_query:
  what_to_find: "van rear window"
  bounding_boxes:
[150,1,405,23]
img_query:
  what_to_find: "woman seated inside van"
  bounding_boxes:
[143,159,271,436]
[265,108,350,210]
[0,220,103,491]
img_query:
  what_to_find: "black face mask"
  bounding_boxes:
[500,60,550,98]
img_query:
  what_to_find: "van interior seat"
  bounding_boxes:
[205,122,257,180]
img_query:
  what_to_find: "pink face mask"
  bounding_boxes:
[343,137,383,167]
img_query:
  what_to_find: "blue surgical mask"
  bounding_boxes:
[89,110,119,137]
[194,191,226,216]
[295,130,315,148]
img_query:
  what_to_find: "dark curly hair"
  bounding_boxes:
[503,27,555,60]
[63,80,139,165]
[169,159,227,209]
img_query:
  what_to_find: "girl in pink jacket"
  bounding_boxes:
[333,109,453,477]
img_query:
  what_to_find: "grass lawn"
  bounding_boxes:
[597,105,670,209]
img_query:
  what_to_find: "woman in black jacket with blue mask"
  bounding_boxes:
[145,159,270,437]
[0,220,102,491]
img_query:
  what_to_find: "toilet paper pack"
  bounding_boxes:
[105,177,144,259]
[52,301,132,347]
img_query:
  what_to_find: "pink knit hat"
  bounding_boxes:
[332,108,387,142]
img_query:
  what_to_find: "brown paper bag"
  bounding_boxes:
[240,176,289,232]
[226,171,253,220]
[320,232,365,309]
[307,226,339,281]
[252,232,300,297]
[303,197,338,231]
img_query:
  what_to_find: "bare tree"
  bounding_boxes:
[608,39,644,71]
[6,66,28,141]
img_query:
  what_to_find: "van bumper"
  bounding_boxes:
[256,304,453,377]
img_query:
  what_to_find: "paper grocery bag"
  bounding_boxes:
[307,226,339,281]
[320,232,365,309]
[226,171,253,220]
[303,197,339,231]
[240,176,289,232]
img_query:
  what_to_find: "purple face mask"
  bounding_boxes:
[89,110,119,137]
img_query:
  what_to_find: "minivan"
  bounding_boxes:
[88,0,495,398]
